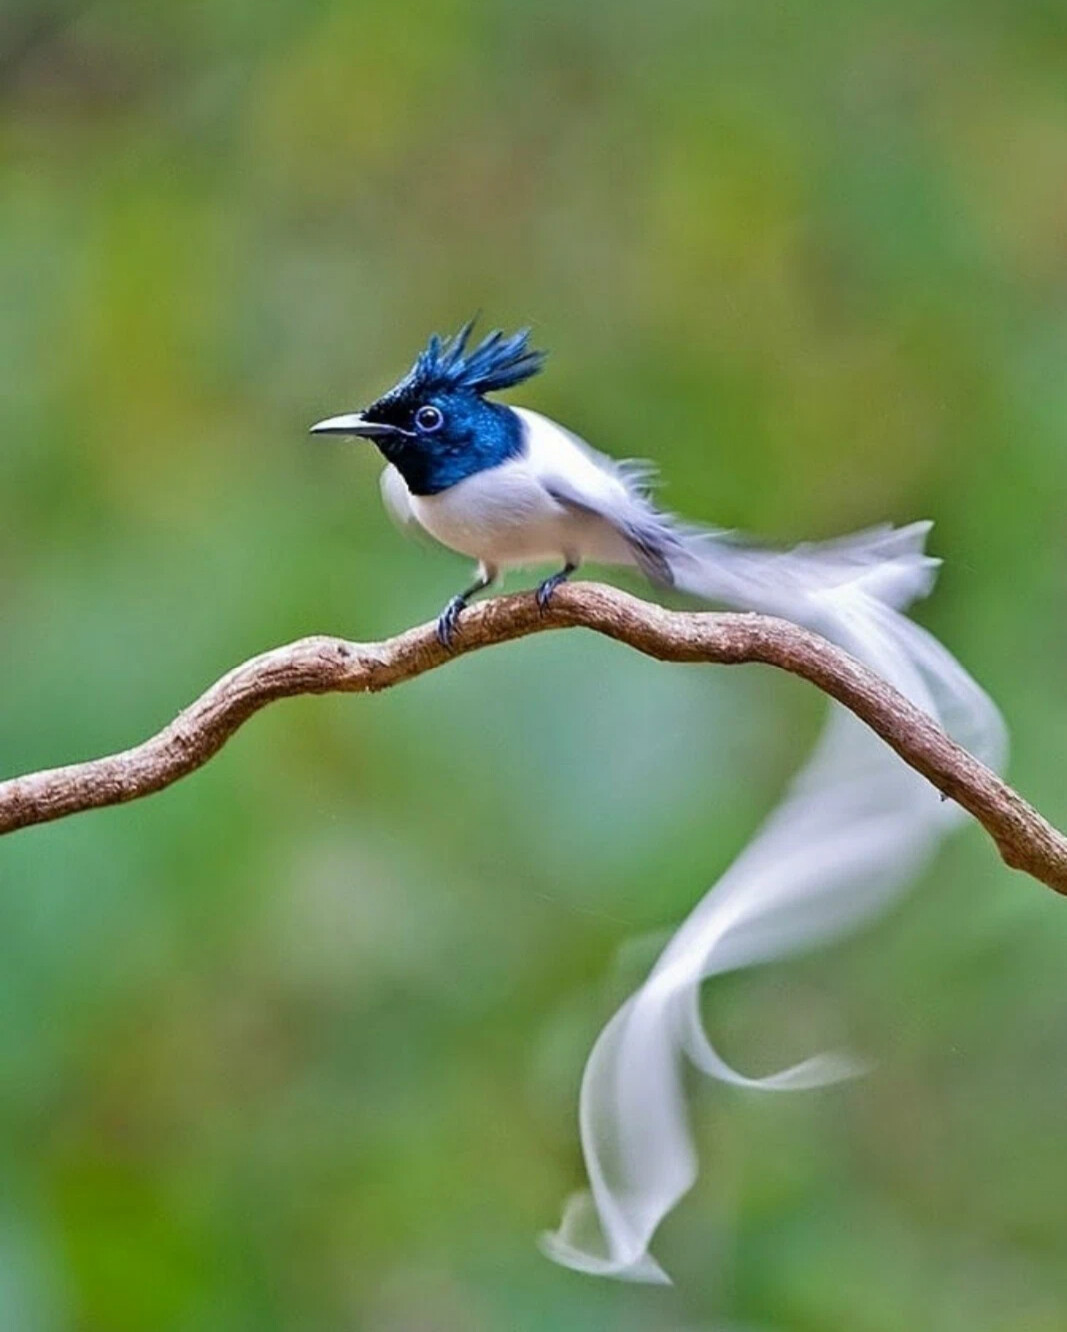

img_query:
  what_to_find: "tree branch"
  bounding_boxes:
[1,582,1064,895]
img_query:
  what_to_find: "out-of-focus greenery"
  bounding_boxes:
[2,1,1066,1327]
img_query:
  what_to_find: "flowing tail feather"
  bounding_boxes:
[542,521,1006,1283]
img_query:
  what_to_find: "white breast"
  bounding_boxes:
[409,456,573,568]
[382,408,643,572]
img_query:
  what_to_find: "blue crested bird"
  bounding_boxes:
[310,322,940,645]
[310,323,1005,1283]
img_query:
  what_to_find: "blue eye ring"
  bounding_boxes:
[415,404,444,433]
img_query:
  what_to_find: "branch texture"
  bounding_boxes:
[1,583,1064,895]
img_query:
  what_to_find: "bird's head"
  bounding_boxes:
[310,322,546,495]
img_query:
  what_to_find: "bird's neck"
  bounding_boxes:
[380,401,526,496]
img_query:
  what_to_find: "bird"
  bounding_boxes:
[311,321,942,646]
[310,322,1006,1283]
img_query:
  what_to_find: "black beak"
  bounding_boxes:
[309,412,405,440]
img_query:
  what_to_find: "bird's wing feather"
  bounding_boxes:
[541,474,678,585]
[512,409,680,582]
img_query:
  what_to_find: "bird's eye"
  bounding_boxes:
[415,405,444,433]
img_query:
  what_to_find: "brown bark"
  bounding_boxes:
[1,583,1063,895]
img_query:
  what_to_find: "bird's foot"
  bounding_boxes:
[436,595,467,649]
[536,568,572,613]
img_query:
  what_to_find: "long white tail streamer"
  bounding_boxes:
[542,521,1007,1282]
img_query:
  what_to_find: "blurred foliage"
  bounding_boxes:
[1,0,1067,1328]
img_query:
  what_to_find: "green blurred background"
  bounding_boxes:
[2,1,1066,1328]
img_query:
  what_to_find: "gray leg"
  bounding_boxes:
[536,561,578,612]
[437,564,497,648]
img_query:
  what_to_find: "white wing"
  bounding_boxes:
[512,408,686,580]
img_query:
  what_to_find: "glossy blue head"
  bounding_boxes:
[310,322,546,495]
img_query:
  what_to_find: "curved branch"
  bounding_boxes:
[0,583,1064,895]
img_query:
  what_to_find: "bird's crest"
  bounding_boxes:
[377,321,546,408]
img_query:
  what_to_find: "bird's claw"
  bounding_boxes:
[537,572,567,612]
[436,595,467,649]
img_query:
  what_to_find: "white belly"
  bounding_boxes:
[410,461,579,569]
